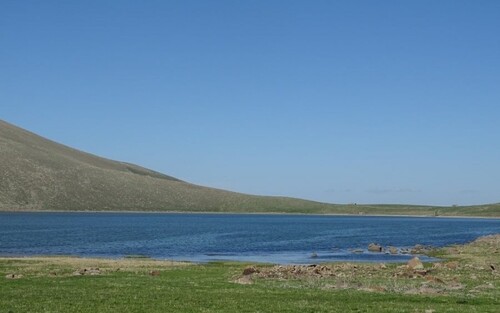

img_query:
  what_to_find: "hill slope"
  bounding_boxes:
[0,119,337,212]
[1,119,499,216]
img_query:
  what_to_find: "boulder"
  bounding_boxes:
[368,243,383,252]
[407,257,424,270]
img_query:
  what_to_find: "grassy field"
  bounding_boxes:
[1,235,498,312]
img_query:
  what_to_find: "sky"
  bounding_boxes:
[1,1,499,206]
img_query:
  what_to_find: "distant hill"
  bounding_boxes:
[0,119,499,217]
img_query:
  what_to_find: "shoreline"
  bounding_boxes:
[1,209,499,219]
[1,233,497,265]
[2,234,498,312]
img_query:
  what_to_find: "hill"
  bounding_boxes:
[0,119,338,212]
[0,119,498,216]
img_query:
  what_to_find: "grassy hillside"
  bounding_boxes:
[0,119,338,212]
[0,119,499,216]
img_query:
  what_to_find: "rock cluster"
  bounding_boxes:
[360,243,434,255]
[233,234,500,297]
[240,263,376,281]
[410,244,434,255]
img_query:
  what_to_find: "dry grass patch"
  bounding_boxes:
[0,256,190,278]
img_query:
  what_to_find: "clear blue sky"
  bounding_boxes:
[1,1,499,206]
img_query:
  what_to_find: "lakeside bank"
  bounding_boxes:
[1,234,498,312]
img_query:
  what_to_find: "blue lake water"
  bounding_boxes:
[0,212,499,264]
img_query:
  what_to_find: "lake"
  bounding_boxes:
[1,212,499,264]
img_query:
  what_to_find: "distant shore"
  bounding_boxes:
[1,208,499,219]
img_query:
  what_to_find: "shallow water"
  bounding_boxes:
[0,212,499,264]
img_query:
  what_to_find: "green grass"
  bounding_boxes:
[1,259,498,312]
[2,235,498,312]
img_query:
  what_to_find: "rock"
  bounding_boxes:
[242,266,259,276]
[350,249,363,254]
[368,243,383,252]
[411,244,424,254]
[388,246,398,254]
[149,270,160,276]
[378,263,387,269]
[407,257,424,270]
[310,252,318,258]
